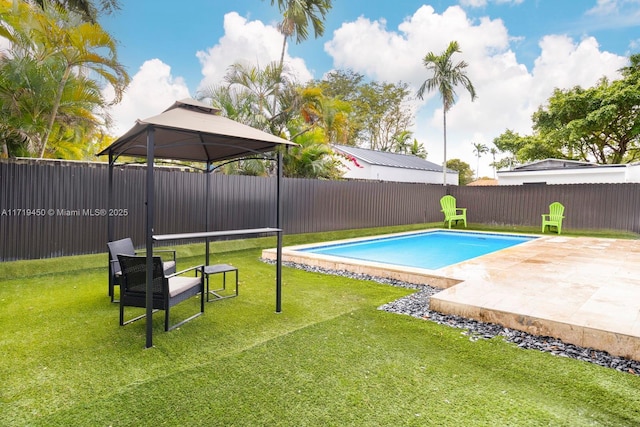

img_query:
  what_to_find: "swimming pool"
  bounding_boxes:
[298,230,536,270]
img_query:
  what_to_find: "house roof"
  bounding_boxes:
[468,178,498,186]
[332,144,453,173]
[508,158,625,172]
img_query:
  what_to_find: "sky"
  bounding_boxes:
[100,0,640,178]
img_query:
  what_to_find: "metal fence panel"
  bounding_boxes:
[1,159,639,261]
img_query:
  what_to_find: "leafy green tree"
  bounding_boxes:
[200,61,343,179]
[417,41,477,185]
[297,85,350,144]
[620,53,640,82]
[318,69,364,101]
[446,158,473,186]
[30,0,121,23]
[0,1,130,158]
[281,86,344,179]
[282,126,341,179]
[533,75,640,164]
[361,81,413,151]
[472,142,488,180]
[492,128,561,167]
[315,70,413,149]
[494,54,640,166]
[492,129,524,158]
[343,80,413,150]
[316,70,365,145]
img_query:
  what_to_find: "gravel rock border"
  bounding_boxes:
[267,259,640,376]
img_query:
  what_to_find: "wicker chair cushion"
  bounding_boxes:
[168,276,201,298]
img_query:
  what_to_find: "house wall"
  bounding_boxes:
[625,164,640,182]
[340,160,458,185]
[369,164,457,184]
[339,159,372,180]
[498,167,628,185]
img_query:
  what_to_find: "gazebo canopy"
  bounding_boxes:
[99,98,295,163]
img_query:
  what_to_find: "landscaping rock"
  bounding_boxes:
[266,259,640,376]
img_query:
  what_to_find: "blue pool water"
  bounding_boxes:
[299,230,536,270]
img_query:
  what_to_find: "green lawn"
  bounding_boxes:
[2,224,640,426]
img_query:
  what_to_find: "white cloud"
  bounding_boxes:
[195,12,313,94]
[105,12,314,138]
[459,0,524,7]
[585,0,640,29]
[587,0,621,15]
[324,5,627,177]
[460,0,487,6]
[103,59,190,136]
[103,5,628,178]
[531,35,626,93]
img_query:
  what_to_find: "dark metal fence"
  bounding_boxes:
[1,158,639,261]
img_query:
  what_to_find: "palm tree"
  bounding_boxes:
[489,147,498,178]
[270,0,332,70]
[282,127,339,179]
[1,2,130,158]
[410,139,427,159]
[268,0,332,112]
[296,85,350,143]
[30,0,121,23]
[417,40,477,185]
[199,61,289,175]
[390,130,413,154]
[472,142,488,180]
[223,61,285,131]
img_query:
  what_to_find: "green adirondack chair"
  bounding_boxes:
[541,202,565,234]
[439,195,467,228]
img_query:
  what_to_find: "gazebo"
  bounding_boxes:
[98,98,296,348]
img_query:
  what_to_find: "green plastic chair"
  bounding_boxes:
[439,195,467,228]
[541,202,565,234]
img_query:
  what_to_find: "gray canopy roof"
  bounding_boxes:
[98,98,295,163]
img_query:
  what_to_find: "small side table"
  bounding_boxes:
[203,264,238,302]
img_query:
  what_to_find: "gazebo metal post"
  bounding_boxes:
[276,150,283,313]
[107,151,114,295]
[145,128,155,348]
[205,161,211,266]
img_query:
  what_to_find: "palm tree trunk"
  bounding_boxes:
[442,109,447,186]
[38,67,71,158]
[278,34,286,71]
[271,35,287,116]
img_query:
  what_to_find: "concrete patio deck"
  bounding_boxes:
[263,231,640,361]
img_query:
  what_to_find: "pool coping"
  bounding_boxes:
[262,229,640,362]
[262,228,542,289]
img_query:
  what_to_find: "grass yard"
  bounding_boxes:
[2,224,640,426]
